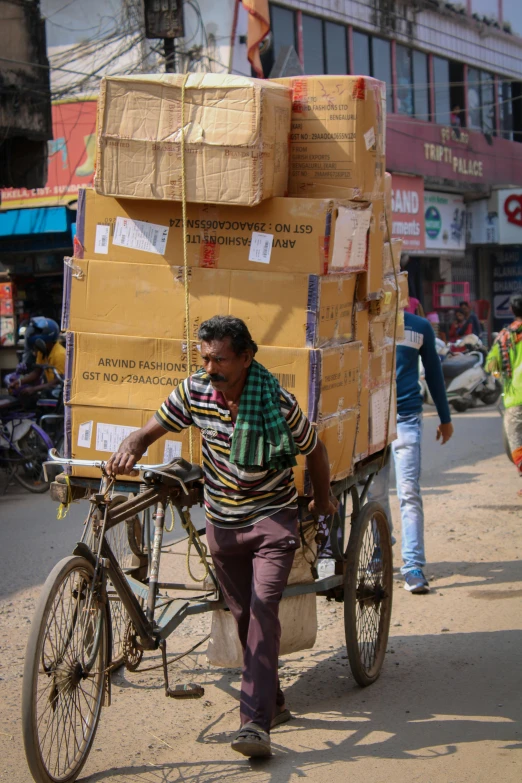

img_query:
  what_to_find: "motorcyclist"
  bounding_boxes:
[8,317,65,400]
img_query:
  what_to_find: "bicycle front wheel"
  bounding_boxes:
[22,556,109,783]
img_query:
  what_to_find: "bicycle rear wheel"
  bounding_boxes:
[22,555,108,783]
[12,427,50,493]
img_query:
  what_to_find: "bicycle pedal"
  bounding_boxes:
[166,683,205,699]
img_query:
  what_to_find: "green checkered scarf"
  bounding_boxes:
[229,360,298,472]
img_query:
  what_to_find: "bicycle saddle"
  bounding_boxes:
[0,395,18,410]
[142,458,203,490]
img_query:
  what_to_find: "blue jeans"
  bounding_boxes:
[369,413,425,575]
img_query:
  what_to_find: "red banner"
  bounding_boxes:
[1,99,97,209]
[391,174,425,252]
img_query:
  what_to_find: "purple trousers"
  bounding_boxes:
[206,506,299,733]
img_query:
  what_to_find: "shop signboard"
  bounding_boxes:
[391,174,425,252]
[0,99,97,209]
[496,189,522,246]
[491,248,522,330]
[424,191,466,253]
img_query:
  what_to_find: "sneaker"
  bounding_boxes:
[366,546,382,575]
[404,569,430,594]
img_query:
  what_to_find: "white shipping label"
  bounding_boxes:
[113,217,169,255]
[370,387,394,447]
[94,225,110,254]
[364,126,376,151]
[331,205,372,272]
[163,440,182,463]
[77,421,93,449]
[249,232,274,264]
[95,423,148,455]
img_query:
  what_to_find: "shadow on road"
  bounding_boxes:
[84,628,522,783]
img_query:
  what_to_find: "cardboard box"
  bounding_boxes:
[369,344,395,388]
[67,332,362,424]
[273,75,386,201]
[356,197,386,300]
[76,188,370,276]
[383,238,403,277]
[95,74,291,206]
[369,384,397,455]
[369,310,405,352]
[384,171,392,217]
[369,272,409,317]
[64,258,357,349]
[294,409,358,495]
[67,405,200,480]
[355,334,370,462]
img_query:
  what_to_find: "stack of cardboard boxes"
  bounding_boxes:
[64,73,404,489]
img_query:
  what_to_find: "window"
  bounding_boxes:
[501,81,514,141]
[325,21,347,74]
[396,45,413,115]
[270,5,296,66]
[503,0,522,37]
[433,56,451,125]
[302,14,324,75]
[413,50,429,120]
[481,74,495,135]
[467,68,482,130]
[372,37,392,108]
[352,30,370,76]
[512,82,522,143]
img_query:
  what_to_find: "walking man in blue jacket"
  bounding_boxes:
[370,311,454,593]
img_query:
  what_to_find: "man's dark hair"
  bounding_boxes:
[198,315,258,356]
[459,301,470,308]
[511,292,522,319]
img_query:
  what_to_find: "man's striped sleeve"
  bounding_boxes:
[155,379,193,433]
[280,389,317,455]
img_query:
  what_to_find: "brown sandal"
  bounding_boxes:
[231,723,271,757]
[271,707,292,729]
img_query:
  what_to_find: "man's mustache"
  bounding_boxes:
[209,373,226,382]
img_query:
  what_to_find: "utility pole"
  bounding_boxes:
[143,0,185,73]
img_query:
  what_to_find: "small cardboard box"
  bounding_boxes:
[67,332,362,424]
[95,74,291,206]
[369,344,395,388]
[369,384,397,455]
[67,405,200,480]
[272,75,386,201]
[383,238,403,277]
[369,310,405,352]
[356,197,386,300]
[76,188,371,276]
[64,258,357,349]
[294,409,358,495]
[369,272,409,317]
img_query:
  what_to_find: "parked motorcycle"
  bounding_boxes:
[420,334,502,413]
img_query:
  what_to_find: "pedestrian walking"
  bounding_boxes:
[370,310,454,593]
[107,315,337,758]
[486,292,522,494]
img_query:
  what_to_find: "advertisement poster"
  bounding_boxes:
[1,99,97,209]
[492,248,522,330]
[424,191,466,253]
[391,174,425,252]
[497,189,522,245]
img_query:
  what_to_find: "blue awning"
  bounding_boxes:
[0,206,69,237]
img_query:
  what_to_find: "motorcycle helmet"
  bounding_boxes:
[24,317,60,355]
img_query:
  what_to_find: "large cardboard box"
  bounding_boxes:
[67,405,200,480]
[76,188,370,276]
[67,332,362,424]
[294,409,358,495]
[356,197,386,300]
[272,75,386,201]
[95,74,291,207]
[354,305,370,462]
[383,238,403,277]
[64,258,357,349]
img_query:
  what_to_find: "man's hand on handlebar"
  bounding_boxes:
[106,433,146,476]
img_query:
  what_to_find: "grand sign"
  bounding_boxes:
[387,116,522,189]
[391,174,425,252]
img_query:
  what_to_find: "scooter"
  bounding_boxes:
[420,334,502,413]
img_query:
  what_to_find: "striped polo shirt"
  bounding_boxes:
[155,369,317,529]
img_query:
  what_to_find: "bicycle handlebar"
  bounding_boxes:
[45,448,176,472]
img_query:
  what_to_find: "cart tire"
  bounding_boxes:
[344,501,393,687]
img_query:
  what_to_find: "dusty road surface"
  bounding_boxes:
[1,407,521,783]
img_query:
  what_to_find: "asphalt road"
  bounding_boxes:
[0,406,505,601]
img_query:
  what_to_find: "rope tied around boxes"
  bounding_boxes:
[180,72,194,464]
